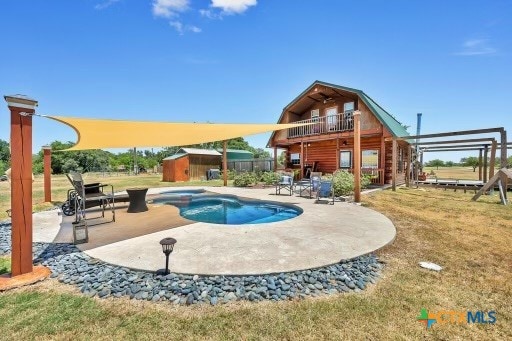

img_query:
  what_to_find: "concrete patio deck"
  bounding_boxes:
[33,186,396,275]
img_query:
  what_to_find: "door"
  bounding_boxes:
[326,107,338,131]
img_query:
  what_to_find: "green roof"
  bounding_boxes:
[216,148,253,154]
[275,80,409,138]
[358,91,409,137]
[313,81,409,137]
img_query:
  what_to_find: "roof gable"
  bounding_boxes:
[268,81,409,145]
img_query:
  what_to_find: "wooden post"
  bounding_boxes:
[336,139,340,171]
[392,138,397,191]
[483,145,488,183]
[300,141,304,179]
[478,149,482,181]
[222,140,228,186]
[489,140,497,179]
[353,111,361,202]
[43,146,52,202]
[273,147,277,172]
[380,136,385,185]
[405,146,411,187]
[5,95,38,276]
[500,130,508,201]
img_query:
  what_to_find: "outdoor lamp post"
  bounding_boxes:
[158,237,177,275]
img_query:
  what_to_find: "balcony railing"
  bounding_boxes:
[287,112,354,138]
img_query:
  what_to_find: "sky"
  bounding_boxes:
[1,0,511,162]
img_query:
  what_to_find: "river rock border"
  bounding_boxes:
[0,221,384,305]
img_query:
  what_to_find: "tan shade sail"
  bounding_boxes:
[45,115,309,150]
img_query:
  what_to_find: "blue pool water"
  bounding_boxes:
[155,193,302,224]
[160,189,205,196]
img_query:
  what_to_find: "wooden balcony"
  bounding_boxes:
[288,112,353,138]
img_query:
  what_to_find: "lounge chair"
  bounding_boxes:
[275,174,294,196]
[65,172,116,223]
[316,180,334,204]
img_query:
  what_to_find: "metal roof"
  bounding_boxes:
[215,148,254,154]
[178,148,222,156]
[163,153,186,160]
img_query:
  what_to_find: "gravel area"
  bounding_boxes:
[0,220,384,305]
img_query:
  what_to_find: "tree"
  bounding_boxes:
[253,148,270,159]
[0,139,9,174]
[445,161,455,167]
[426,159,444,170]
[461,156,479,172]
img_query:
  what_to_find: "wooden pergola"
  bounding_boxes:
[386,127,509,203]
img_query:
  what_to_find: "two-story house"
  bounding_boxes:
[267,81,410,185]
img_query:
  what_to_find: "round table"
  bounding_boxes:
[126,187,148,213]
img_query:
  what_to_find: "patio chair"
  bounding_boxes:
[297,174,322,198]
[275,174,294,196]
[66,172,116,224]
[316,180,334,204]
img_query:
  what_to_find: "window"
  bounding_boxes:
[290,153,300,165]
[340,150,352,168]
[311,109,319,119]
[362,150,379,169]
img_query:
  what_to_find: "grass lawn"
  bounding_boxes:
[423,166,482,180]
[0,184,510,339]
[0,257,10,275]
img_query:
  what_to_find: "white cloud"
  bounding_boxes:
[95,0,121,10]
[455,39,497,56]
[169,21,201,35]
[199,9,222,19]
[153,0,189,18]
[210,0,257,14]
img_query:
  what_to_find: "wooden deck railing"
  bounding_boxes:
[346,168,384,184]
[287,112,354,138]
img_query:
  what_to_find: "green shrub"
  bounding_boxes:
[328,170,372,196]
[233,172,257,187]
[260,171,281,185]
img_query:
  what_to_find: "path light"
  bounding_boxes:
[157,237,177,275]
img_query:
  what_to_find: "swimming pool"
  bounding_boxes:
[156,193,302,224]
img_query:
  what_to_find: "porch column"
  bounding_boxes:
[336,139,340,171]
[483,145,488,183]
[405,146,410,187]
[300,141,304,179]
[223,140,228,186]
[273,147,277,172]
[478,149,482,181]
[5,94,37,276]
[353,111,361,202]
[392,138,397,191]
[43,146,52,202]
[380,136,386,185]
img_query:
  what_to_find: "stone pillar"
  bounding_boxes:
[5,94,38,276]
[43,146,52,202]
[353,111,361,202]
